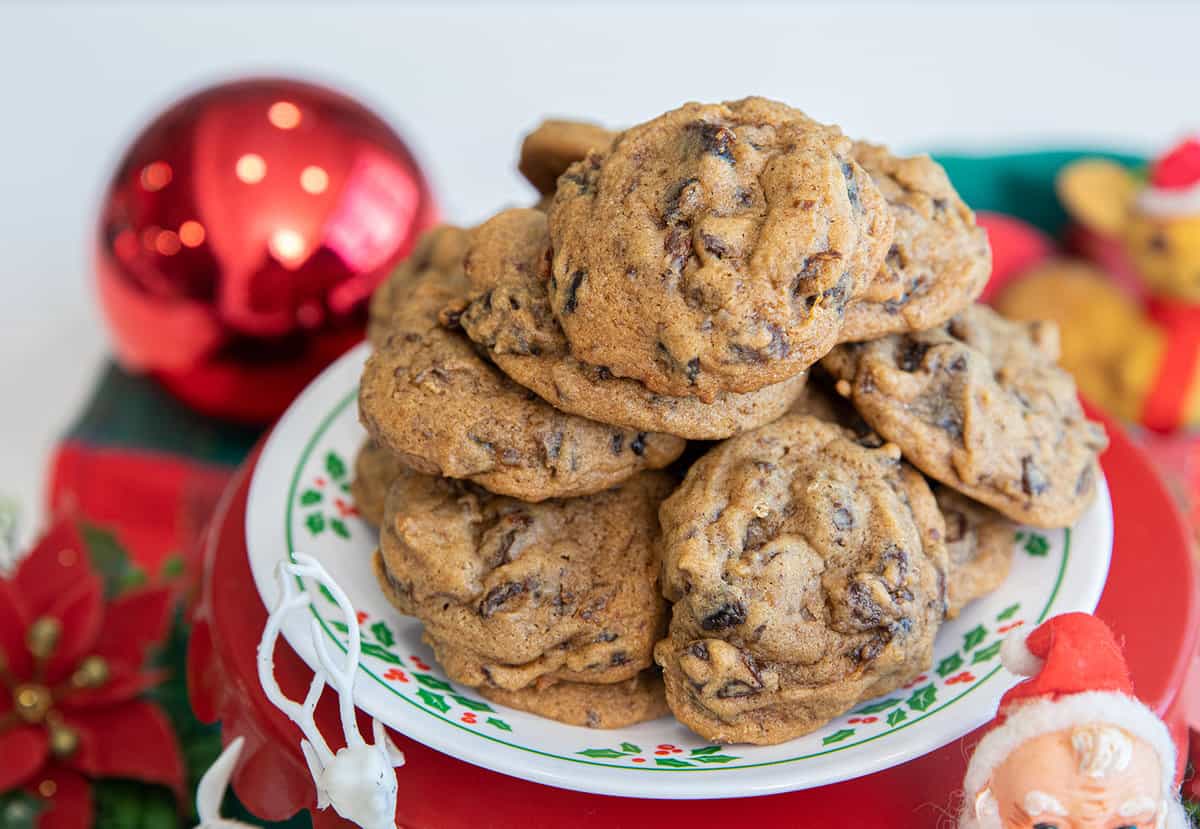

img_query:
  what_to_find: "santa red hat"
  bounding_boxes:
[1138,136,1200,216]
[959,613,1185,828]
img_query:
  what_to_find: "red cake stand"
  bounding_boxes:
[189,407,1199,829]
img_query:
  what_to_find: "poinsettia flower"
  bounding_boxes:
[0,518,183,829]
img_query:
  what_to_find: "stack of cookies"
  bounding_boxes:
[355,97,1109,744]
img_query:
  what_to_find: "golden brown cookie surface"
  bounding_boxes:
[934,485,1015,618]
[518,118,616,196]
[478,670,668,729]
[350,440,405,527]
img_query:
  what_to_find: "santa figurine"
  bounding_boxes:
[960,612,1189,828]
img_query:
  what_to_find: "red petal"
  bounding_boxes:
[61,701,184,794]
[0,725,49,790]
[58,668,168,710]
[28,766,93,829]
[42,580,105,684]
[91,586,173,672]
[14,520,94,619]
[0,580,33,679]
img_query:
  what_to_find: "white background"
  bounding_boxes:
[0,1,1194,554]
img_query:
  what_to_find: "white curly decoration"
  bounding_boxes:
[194,737,254,828]
[257,553,404,829]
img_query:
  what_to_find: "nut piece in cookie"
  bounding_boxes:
[655,414,948,745]
[822,303,1108,528]
[518,118,617,197]
[350,440,406,527]
[934,485,1016,618]
[359,226,684,502]
[840,142,991,342]
[478,670,668,729]
[456,208,808,439]
[373,466,673,691]
[548,97,894,400]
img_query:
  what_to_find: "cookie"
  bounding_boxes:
[822,304,1108,528]
[359,246,684,502]
[935,485,1016,618]
[454,208,808,439]
[373,466,673,691]
[350,440,405,527]
[655,414,948,745]
[518,118,616,196]
[368,225,472,347]
[548,97,894,401]
[478,670,668,729]
[839,142,991,341]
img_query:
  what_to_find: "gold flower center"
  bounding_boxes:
[13,683,53,724]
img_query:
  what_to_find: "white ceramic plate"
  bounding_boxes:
[246,343,1113,800]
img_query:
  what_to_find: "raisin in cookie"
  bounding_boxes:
[839,142,991,342]
[518,118,617,197]
[478,669,668,729]
[453,208,808,439]
[548,97,894,401]
[935,485,1015,618]
[822,304,1108,528]
[359,250,684,502]
[655,414,948,745]
[350,440,405,527]
[368,225,472,347]
[373,466,672,691]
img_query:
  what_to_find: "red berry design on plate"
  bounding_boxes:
[356,610,368,625]
[946,670,977,685]
[997,620,1025,634]
[461,712,477,724]
[334,497,359,518]
[383,668,409,683]
[315,477,327,488]
[411,655,431,670]
[631,757,646,764]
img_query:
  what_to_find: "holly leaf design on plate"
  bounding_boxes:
[305,513,326,536]
[1024,533,1049,557]
[996,602,1021,622]
[692,754,738,764]
[689,746,722,756]
[936,652,964,678]
[299,489,322,506]
[577,748,626,759]
[451,695,493,712]
[413,673,453,691]
[822,728,855,745]
[417,689,450,713]
[906,684,937,712]
[886,708,907,727]
[963,624,987,652]
[972,641,1003,664]
[330,518,350,539]
[655,758,693,768]
[371,621,395,648]
[325,451,347,481]
[360,642,401,664]
[852,697,901,715]
[318,583,337,604]
[486,717,511,732]
[621,742,641,754]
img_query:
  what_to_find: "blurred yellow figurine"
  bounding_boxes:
[998,138,1200,431]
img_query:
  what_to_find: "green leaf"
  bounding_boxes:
[299,489,323,506]
[0,791,44,829]
[330,518,351,539]
[886,708,907,727]
[689,745,723,756]
[620,742,642,754]
[92,779,177,829]
[486,717,512,731]
[693,754,739,764]
[655,757,693,768]
[972,641,1003,664]
[822,728,855,745]
[326,451,347,480]
[1024,533,1049,557]
[79,523,140,599]
[361,642,402,664]
[305,512,326,535]
[578,748,626,758]
[329,620,349,633]
[906,683,937,712]
[996,602,1021,622]
[371,621,396,648]
[852,697,901,715]
[936,652,964,678]
[417,688,451,713]
[158,554,185,580]
[963,624,987,652]
[451,695,494,712]
[414,673,454,691]
[318,583,337,604]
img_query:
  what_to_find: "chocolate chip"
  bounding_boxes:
[630,433,646,456]
[944,510,967,544]
[1075,464,1094,496]
[701,601,746,631]
[596,631,618,643]
[1022,456,1049,496]
[469,433,495,453]
[931,197,948,213]
[610,433,624,455]
[609,651,629,666]
[478,581,528,617]
[847,582,883,626]
[508,296,521,310]
[897,339,930,372]
[541,430,563,462]
[948,355,968,373]
[690,121,735,163]
[743,516,773,551]
[832,506,854,531]
[665,226,691,271]
[500,448,520,465]
[596,366,614,381]
[702,233,728,258]
[561,270,585,314]
[716,681,760,699]
[688,641,710,660]
[842,161,861,211]
[665,177,700,220]
[686,357,701,383]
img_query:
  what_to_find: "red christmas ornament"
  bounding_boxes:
[95,78,438,422]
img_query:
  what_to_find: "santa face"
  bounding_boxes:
[980,726,1164,829]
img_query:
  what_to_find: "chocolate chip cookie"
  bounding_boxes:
[839,142,991,342]
[478,670,668,729]
[368,225,473,347]
[822,304,1108,528]
[359,248,684,501]
[373,465,673,691]
[351,440,405,527]
[454,208,808,439]
[548,97,894,401]
[518,118,616,197]
[934,485,1015,618]
[655,414,948,744]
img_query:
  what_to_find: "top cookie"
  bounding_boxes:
[454,208,808,439]
[518,118,617,196]
[822,304,1108,528]
[839,142,991,342]
[547,97,894,401]
[359,227,685,502]
[367,225,472,347]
